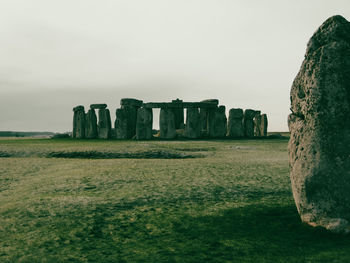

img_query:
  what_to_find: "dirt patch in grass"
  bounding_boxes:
[45,150,202,159]
[0,151,12,157]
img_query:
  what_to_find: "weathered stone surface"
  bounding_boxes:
[185,108,201,138]
[199,108,208,131]
[243,109,256,138]
[253,111,262,137]
[200,99,219,106]
[172,99,184,129]
[144,102,217,109]
[260,114,268,137]
[73,105,84,112]
[97,108,111,139]
[72,106,85,138]
[136,107,153,140]
[159,108,176,139]
[121,105,139,138]
[85,109,98,139]
[115,108,128,139]
[227,108,244,137]
[90,104,107,109]
[288,15,350,233]
[208,106,227,138]
[120,98,143,107]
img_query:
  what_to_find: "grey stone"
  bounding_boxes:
[136,107,153,140]
[288,15,350,233]
[72,106,85,138]
[199,108,209,135]
[144,102,217,109]
[90,104,107,109]
[85,109,98,139]
[227,108,244,138]
[243,109,256,138]
[200,99,219,106]
[253,111,262,137]
[97,108,111,139]
[172,99,184,129]
[185,108,201,138]
[159,108,176,139]
[261,114,268,137]
[120,98,143,107]
[73,105,84,112]
[122,105,139,139]
[115,108,128,139]
[208,106,227,138]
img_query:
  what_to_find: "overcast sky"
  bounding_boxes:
[0,0,349,132]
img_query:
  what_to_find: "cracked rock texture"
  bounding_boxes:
[288,15,350,233]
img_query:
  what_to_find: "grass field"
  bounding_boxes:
[0,138,349,262]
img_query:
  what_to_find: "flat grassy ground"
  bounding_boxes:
[0,138,349,262]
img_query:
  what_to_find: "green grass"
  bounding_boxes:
[0,138,349,262]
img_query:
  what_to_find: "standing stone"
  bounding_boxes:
[199,108,208,134]
[136,107,153,140]
[120,98,143,138]
[72,106,85,138]
[159,108,176,139]
[97,108,111,139]
[227,108,244,138]
[260,114,268,137]
[253,111,262,137]
[85,109,98,139]
[208,106,227,138]
[243,109,256,138]
[172,99,184,129]
[115,108,128,139]
[288,15,350,233]
[185,108,201,138]
[90,104,107,109]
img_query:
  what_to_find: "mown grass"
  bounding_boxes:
[0,138,349,262]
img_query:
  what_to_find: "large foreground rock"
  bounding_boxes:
[288,15,350,233]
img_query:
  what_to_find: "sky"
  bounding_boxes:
[0,0,349,132]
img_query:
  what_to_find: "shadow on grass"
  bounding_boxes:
[170,204,350,262]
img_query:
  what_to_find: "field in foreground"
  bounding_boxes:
[0,138,349,262]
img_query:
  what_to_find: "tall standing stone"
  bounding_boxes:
[120,98,143,138]
[85,109,98,139]
[72,105,85,138]
[208,106,227,138]
[159,108,176,139]
[253,111,262,137]
[185,108,201,138]
[115,108,128,139]
[172,99,184,129]
[227,108,244,138]
[260,114,268,137]
[97,108,111,139]
[243,109,256,138]
[136,107,153,140]
[199,99,219,136]
[288,15,350,233]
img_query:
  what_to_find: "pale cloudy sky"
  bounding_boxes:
[0,0,349,132]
